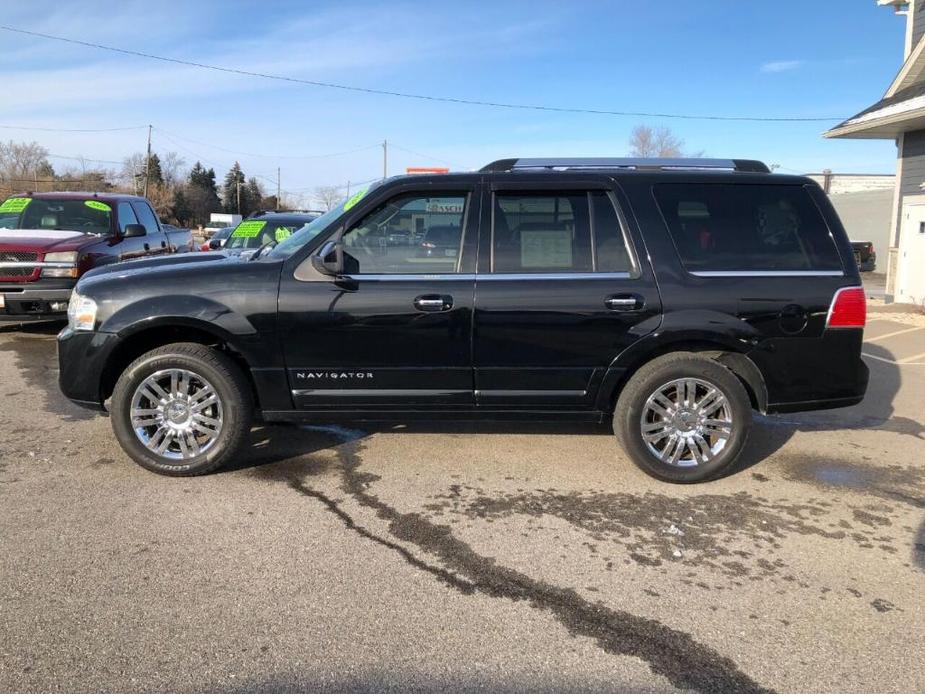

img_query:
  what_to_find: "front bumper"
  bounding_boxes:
[57,327,121,411]
[0,280,76,322]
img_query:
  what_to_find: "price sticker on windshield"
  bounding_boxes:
[232,220,267,238]
[0,197,31,213]
[343,188,368,211]
[84,200,111,212]
[274,226,294,242]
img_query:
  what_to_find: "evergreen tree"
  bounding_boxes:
[222,162,246,213]
[245,177,264,215]
[187,161,221,225]
[170,186,193,226]
[189,161,217,193]
[146,152,164,186]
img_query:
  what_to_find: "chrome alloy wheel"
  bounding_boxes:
[130,369,224,460]
[640,378,733,467]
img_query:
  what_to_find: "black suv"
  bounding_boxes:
[58,158,868,483]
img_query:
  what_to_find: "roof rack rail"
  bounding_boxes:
[480,157,771,174]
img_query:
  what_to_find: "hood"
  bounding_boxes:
[80,250,233,282]
[0,228,96,253]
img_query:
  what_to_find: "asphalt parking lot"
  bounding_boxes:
[2,310,924,693]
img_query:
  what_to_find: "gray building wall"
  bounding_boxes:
[827,189,893,256]
[900,129,925,197]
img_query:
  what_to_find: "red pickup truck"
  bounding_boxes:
[0,191,193,322]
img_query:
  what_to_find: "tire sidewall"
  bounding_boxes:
[616,357,752,483]
[111,349,248,475]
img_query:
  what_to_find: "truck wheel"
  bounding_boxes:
[110,343,253,476]
[613,353,752,483]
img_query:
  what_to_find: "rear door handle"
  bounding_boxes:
[143,243,150,251]
[414,295,453,312]
[605,294,644,311]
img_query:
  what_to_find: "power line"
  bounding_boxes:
[47,152,124,166]
[0,123,146,133]
[0,24,846,123]
[154,127,380,160]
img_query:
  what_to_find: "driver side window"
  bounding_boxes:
[118,202,139,234]
[342,193,468,274]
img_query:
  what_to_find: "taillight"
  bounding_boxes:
[826,286,866,329]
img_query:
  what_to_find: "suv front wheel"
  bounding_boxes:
[110,343,253,476]
[613,353,752,483]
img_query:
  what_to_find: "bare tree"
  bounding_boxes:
[628,125,686,158]
[120,153,146,193]
[160,151,186,187]
[314,185,345,211]
[0,140,53,184]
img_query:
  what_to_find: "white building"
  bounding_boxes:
[826,0,925,305]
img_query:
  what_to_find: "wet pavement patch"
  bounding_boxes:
[779,455,925,509]
[253,432,773,694]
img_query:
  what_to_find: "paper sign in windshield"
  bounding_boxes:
[274,226,294,242]
[84,200,111,212]
[521,230,573,269]
[344,188,368,211]
[0,197,31,213]
[232,220,267,238]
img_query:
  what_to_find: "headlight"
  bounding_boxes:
[67,293,97,331]
[42,251,79,278]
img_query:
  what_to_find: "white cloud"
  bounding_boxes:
[760,60,805,74]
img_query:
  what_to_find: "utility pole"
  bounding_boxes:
[346,180,350,197]
[382,139,388,179]
[143,124,152,198]
[276,167,281,208]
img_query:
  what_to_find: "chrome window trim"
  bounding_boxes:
[478,272,633,281]
[690,270,844,278]
[342,272,634,282]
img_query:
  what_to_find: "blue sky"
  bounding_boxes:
[0,0,910,204]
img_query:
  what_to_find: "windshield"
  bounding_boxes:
[267,183,381,259]
[225,219,308,250]
[0,197,112,235]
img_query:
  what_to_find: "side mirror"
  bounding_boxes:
[311,240,344,276]
[208,238,223,250]
[123,223,147,238]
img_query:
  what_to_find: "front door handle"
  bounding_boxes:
[414,295,453,312]
[143,243,150,251]
[605,294,644,311]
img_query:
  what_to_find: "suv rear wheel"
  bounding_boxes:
[110,343,253,476]
[613,353,751,483]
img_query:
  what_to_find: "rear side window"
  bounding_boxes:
[653,184,842,273]
[131,201,161,234]
[491,191,634,273]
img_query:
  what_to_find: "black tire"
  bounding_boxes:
[613,352,752,483]
[110,343,253,476]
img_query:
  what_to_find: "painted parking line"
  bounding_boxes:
[862,352,925,366]
[898,350,925,364]
[864,326,925,343]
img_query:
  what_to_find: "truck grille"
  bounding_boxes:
[0,251,39,263]
[0,251,39,278]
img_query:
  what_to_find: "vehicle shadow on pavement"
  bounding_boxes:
[224,342,908,485]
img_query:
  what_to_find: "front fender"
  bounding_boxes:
[102,295,258,344]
